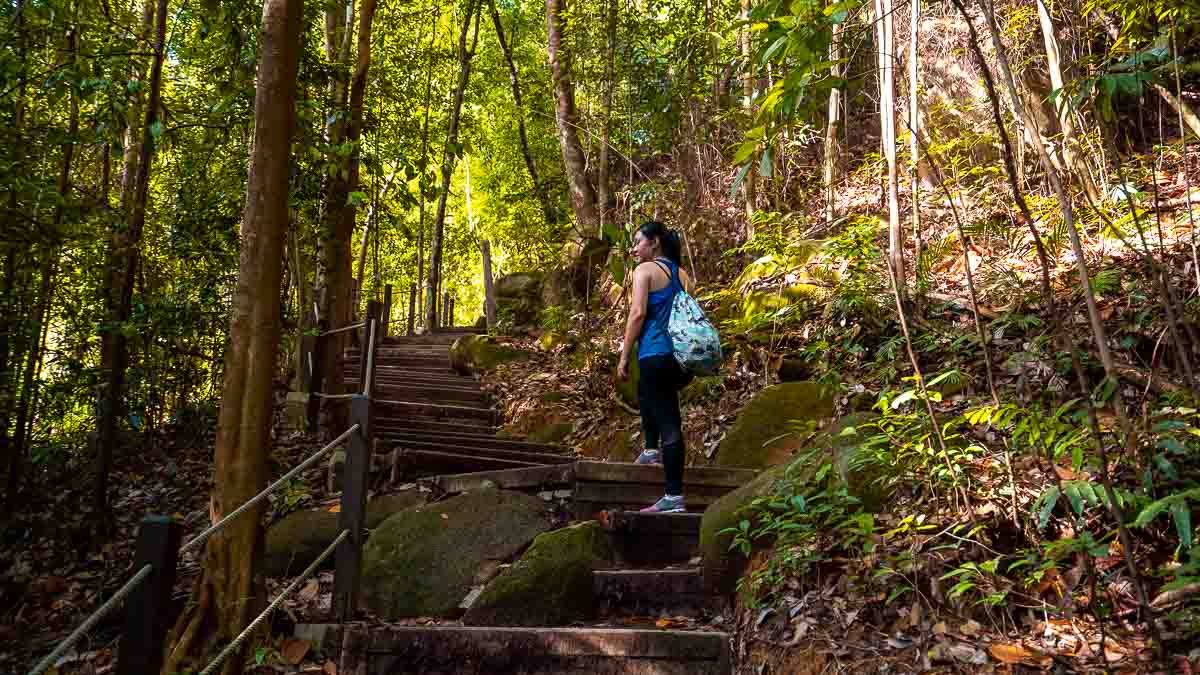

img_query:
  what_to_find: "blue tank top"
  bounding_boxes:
[638,259,680,360]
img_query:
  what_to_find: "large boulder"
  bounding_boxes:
[463,520,613,626]
[701,413,883,594]
[495,272,544,327]
[449,334,530,375]
[360,488,551,619]
[713,381,836,468]
[263,492,425,577]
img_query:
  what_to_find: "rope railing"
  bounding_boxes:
[31,308,389,675]
[27,564,154,675]
[198,530,349,675]
[180,424,360,555]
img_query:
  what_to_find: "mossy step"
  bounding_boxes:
[594,568,718,618]
[339,626,731,675]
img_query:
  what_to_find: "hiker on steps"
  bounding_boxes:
[618,221,694,514]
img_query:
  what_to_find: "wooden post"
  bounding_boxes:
[382,284,393,338]
[358,301,380,394]
[117,516,181,675]
[448,297,455,328]
[442,292,450,328]
[334,394,371,621]
[406,283,416,336]
[306,320,329,431]
[481,240,496,329]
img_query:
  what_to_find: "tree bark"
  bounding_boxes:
[739,0,756,233]
[95,0,168,528]
[482,240,496,328]
[875,0,906,300]
[416,5,439,327]
[547,0,600,235]
[1036,0,1099,202]
[426,0,482,327]
[165,0,303,672]
[490,0,556,226]
[314,0,356,435]
[823,22,842,226]
[597,0,618,220]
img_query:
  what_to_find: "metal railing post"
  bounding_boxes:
[381,284,393,338]
[307,320,329,431]
[117,516,181,675]
[334,395,372,621]
[406,283,416,336]
[358,301,380,389]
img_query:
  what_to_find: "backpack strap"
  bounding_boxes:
[656,258,683,293]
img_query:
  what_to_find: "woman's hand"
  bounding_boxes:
[618,354,630,380]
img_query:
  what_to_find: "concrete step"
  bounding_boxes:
[600,511,703,566]
[594,568,718,618]
[339,626,730,675]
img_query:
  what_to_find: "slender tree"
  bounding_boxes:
[1035,0,1099,202]
[95,0,168,528]
[165,0,305,671]
[426,0,482,327]
[875,0,905,300]
[823,21,842,226]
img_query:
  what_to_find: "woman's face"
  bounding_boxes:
[631,230,659,263]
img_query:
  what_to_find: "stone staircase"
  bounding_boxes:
[333,328,752,674]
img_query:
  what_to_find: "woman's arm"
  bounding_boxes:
[619,265,651,378]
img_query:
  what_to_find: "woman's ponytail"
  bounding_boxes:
[638,220,683,266]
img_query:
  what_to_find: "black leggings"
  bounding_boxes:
[637,355,692,496]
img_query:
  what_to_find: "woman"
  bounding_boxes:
[618,221,693,513]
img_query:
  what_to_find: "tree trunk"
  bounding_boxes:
[1036,0,1099,203]
[908,0,922,269]
[426,0,482,328]
[314,0,356,435]
[482,240,496,328]
[597,0,617,220]
[547,0,600,235]
[165,1,303,672]
[739,0,756,233]
[416,6,440,329]
[875,0,906,300]
[95,0,168,528]
[823,22,842,226]
[490,0,556,226]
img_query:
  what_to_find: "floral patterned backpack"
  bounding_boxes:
[664,266,723,376]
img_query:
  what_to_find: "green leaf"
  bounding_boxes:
[1171,501,1192,550]
[761,35,788,64]
[149,120,163,138]
[759,146,773,178]
[891,389,917,409]
[1065,483,1083,515]
[1036,486,1060,530]
[730,163,752,200]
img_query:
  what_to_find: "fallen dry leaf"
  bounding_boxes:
[327,504,340,513]
[989,642,1051,667]
[323,659,338,675]
[298,578,320,602]
[281,638,310,665]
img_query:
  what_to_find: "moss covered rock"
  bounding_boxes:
[701,413,883,594]
[449,334,530,375]
[263,492,425,577]
[529,421,572,444]
[713,382,836,469]
[496,272,544,298]
[463,521,613,626]
[361,488,551,619]
[681,375,724,405]
[495,272,545,327]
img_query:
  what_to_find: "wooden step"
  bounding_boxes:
[339,626,730,675]
[372,399,496,424]
[380,430,561,454]
[423,463,576,495]
[390,439,573,466]
[594,568,717,618]
[371,418,497,434]
[351,373,481,389]
[600,511,703,565]
[572,462,755,518]
[368,384,487,405]
[396,449,544,474]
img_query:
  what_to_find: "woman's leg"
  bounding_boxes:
[642,356,685,496]
[636,359,661,457]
